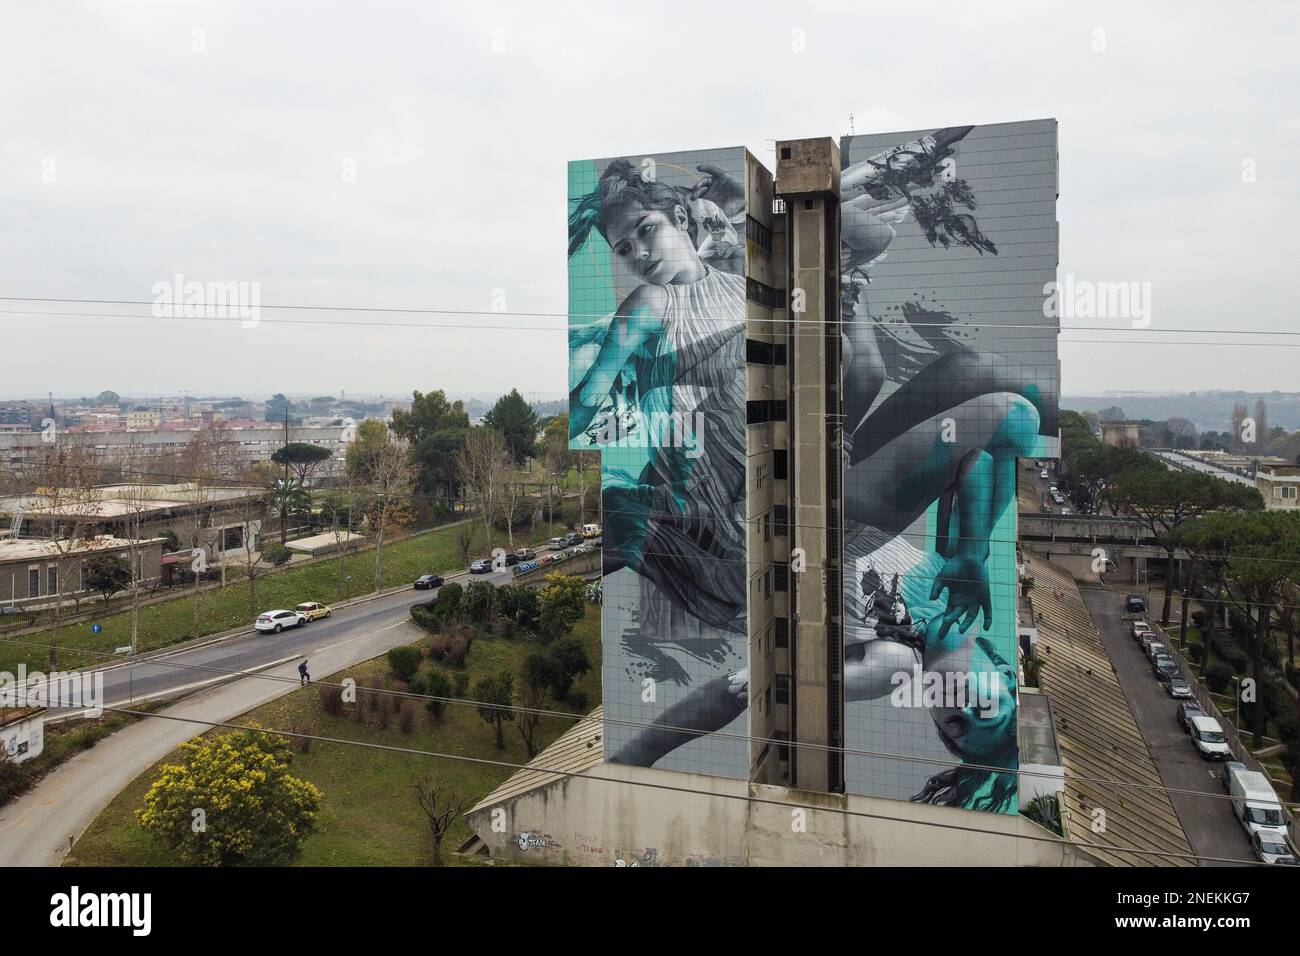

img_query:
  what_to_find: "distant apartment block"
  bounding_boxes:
[0,419,355,478]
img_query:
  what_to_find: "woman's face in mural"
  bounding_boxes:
[925,645,1017,764]
[606,201,699,287]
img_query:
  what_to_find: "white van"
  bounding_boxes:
[1226,767,1289,839]
[581,523,602,539]
[1188,715,1232,761]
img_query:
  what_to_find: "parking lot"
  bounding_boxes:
[1080,586,1257,866]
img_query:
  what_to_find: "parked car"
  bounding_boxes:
[1125,594,1146,615]
[581,523,603,538]
[515,547,536,561]
[1039,469,1049,479]
[413,573,445,590]
[1252,830,1297,865]
[1219,761,1247,790]
[1176,701,1204,731]
[548,536,567,550]
[1152,655,1180,683]
[565,532,584,547]
[1188,715,1232,761]
[1227,766,1289,840]
[1140,635,1163,658]
[1165,676,1193,699]
[1130,620,1152,639]
[513,561,540,576]
[469,558,492,574]
[255,609,305,634]
[295,601,332,622]
[502,552,520,566]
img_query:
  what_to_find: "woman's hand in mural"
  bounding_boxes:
[692,164,745,219]
[928,552,992,643]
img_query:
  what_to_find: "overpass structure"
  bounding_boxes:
[1018,512,1186,585]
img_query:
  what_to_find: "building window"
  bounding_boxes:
[775,674,790,705]
[764,570,772,601]
[29,568,39,597]
[746,278,786,310]
[763,512,771,543]
[773,504,789,536]
[223,526,244,551]
[773,449,788,480]
[746,338,774,364]
[775,562,789,592]
[775,616,789,648]
[48,566,58,596]
[746,216,772,252]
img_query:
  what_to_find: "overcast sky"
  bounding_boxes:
[2,0,1296,402]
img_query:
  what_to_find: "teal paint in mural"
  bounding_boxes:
[567,148,752,779]
[840,121,1059,816]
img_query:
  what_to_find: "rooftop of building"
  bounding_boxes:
[0,482,260,520]
[0,534,160,562]
[1023,554,1194,866]
[470,707,605,815]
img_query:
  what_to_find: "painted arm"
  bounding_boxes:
[608,671,747,767]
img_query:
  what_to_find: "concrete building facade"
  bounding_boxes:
[480,120,1065,864]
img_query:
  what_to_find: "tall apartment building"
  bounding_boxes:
[468,120,1063,865]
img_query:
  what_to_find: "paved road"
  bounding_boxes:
[1080,584,1255,866]
[0,544,587,866]
[98,552,554,706]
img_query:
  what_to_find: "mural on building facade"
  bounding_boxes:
[839,122,1060,812]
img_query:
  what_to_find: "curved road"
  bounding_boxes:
[0,546,585,866]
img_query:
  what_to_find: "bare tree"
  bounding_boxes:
[362,438,414,593]
[499,478,526,550]
[412,777,469,866]
[573,449,599,526]
[326,473,359,603]
[454,519,475,570]
[115,476,158,656]
[26,444,105,668]
[232,469,272,622]
[457,427,510,552]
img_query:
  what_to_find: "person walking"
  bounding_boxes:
[298,659,310,685]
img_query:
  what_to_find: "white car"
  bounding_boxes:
[1039,469,1049,479]
[1252,829,1297,865]
[255,609,305,634]
[1188,715,1232,761]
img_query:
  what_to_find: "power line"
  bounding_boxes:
[3,300,1300,339]
[97,703,1268,867]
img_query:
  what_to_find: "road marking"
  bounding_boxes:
[313,619,409,654]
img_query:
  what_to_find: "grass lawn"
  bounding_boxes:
[65,604,601,867]
[0,709,150,808]
[1,521,565,674]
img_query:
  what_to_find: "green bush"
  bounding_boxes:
[1203,662,1234,693]
[422,668,452,721]
[434,581,463,620]
[262,543,293,567]
[453,671,470,698]
[386,645,423,682]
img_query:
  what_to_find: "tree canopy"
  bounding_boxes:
[483,389,539,466]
